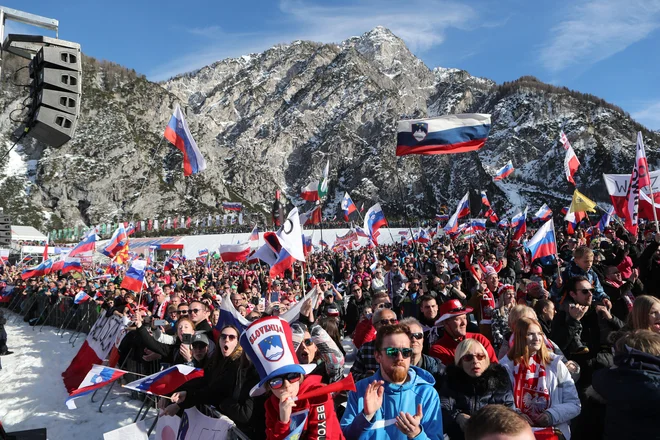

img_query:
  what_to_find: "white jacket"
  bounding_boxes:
[500,354,581,440]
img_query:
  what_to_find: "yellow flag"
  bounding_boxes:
[570,189,597,213]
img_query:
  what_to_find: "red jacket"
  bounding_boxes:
[265,375,344,440]
[428,331,498,366]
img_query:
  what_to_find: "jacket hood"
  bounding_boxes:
[615,347,660,373]
[446,363,511,394]
[373,365,435,393]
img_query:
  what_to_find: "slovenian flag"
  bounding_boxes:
[456,192,471,218]
[471,219,487,231]
[120,260,147,292]
[526,219,557,260]
[302,235,313,256]
[101,224,128,259]
[21,258,53,280]
[164,104,206,176]
[435,214,449,222]
[66,365,127,409]
[511,208,528,241]
[494,161,514,181]
[363,204,388,243]
[498,218,509,228]
[74,291,92,305]
[341,192,358,221]
[123,364,204,396]
[533,204,553,222]
[596,206,615,232]
[249,225,260,242]
[68,232,97,260]
[198,248,209,257]
[396,114,491,156]
[62,257,83,274]
[222,202,243,211]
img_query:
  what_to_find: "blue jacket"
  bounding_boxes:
[551,260,607,301]
[340,366,443,440]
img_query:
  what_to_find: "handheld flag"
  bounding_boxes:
[74,291,92,305]
[341,192,358,221]
[533,204,553,222]
[277,208,306,262]
[363,204,388,243]
[319,160,330,199]
[396,114,491,156]
[43,232,49,261]
[471,219,487,231]
[123,364,204,396]
[570,189,597,213]
[596,206,615,232]
[21,258,53,280]
[624,132,651,235]
[564,144,580,185]
[456,192,471,218]
[493,161,514,181]
[300,180,321,202]
[526,219,557,260]
[299,206,322,226]
[68,233,97,260]
[164,104,206,176]
[218,242,251,262]
[120,260,147,292]
[249,225,259,242]
[101,224,128,259]
[222,202,243,211]
[66,365,127,409]
[480,191,491,208]
[61,257,83,274]
[511,207,527,241]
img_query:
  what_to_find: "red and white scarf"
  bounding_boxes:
[480,289,496,325]
[513,354,551,420]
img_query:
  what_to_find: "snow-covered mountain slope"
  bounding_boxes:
[0,27,657,229]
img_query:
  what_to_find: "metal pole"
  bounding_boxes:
[57,306,74,335]
[39,298,60,332]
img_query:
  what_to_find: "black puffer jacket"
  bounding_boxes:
[440,364,514,440]
[592,348,660,440]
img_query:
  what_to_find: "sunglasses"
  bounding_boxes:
[177,310,189,315]
[377,318,398,326]
[302,338,314,347]
[578,288,596,295]
[190,308,203,314]
[462,353,487,362]
[383,347,412,359]
[411,332,424,340]
[376,303,393,309]
[268,373,302,390]
[192,343,208,350]
[220,333,237,341]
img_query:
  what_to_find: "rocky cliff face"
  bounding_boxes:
[0,26,657,231]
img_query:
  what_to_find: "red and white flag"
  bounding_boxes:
[624,132,651,235]
[559,130,571,150]
[218,242,251,262]
[564,144,580,185]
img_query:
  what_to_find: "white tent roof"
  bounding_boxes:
[11,225,48,242]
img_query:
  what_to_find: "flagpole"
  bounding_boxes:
[646,183,660,233]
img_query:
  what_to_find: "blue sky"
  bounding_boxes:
[6,0,660,129]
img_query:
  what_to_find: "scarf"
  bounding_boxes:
[480,289,496,324]
[513,354,551,420]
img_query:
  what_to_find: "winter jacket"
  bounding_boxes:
[550,297,624,389]
[415,354,447,390]
[552,260,607,301]
[500,354,581,440]
[345,294,371,335]
[639,240,660,297]
[341,366,443,440]
[384,270,408,309]
[592,348,660,440]
[440,364,514,440]
[265,374,344,440]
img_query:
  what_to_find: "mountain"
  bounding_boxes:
[0,26,658,232]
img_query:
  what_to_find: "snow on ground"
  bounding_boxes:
[0,312,146,439]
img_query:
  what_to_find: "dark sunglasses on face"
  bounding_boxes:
[377,303,392,309]
[268,373,302,390]
[220,333,237,341]
[411,332,424,340]
[177,310,189,315]
[377,318,398,326]
[462,353,487,362]
[190,308,202,314]
[302,338,314,347]
[192,343,207,350]
[383,347,412,359]
[578,288,595,295]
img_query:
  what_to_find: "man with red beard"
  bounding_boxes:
[341,324,443,439]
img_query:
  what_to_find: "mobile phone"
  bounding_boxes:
[153,319,168,327]
[259,298,266,307]
[181,333,193,344]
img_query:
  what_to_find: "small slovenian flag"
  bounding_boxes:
[123,364,204,396]
[120,259,147,292]
[471,219,487,231]
[533,204,553,222]
[61,257,83,274]
[66,365,127,409]
[396,114,491,156]
[498,218,510,228]
[435,214,449,222]
[526,219,557,260]
[222,202,243,211]
[164,104,206,176]
[319,239,329,248]
[198,248,209,257]
[511,208,528,241]
[341,192,358,221]
[249,225,260,242]
[493,161,515,181]
[456,192,471,218]
[74,291,91,305]
[363,204,388,243]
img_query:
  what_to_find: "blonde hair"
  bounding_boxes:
[630,295,660,331]
[454,338,491,368]
[508,318,552,367]
[615,330,660,356]
[508,305,536,330]
[573,246,593,260]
